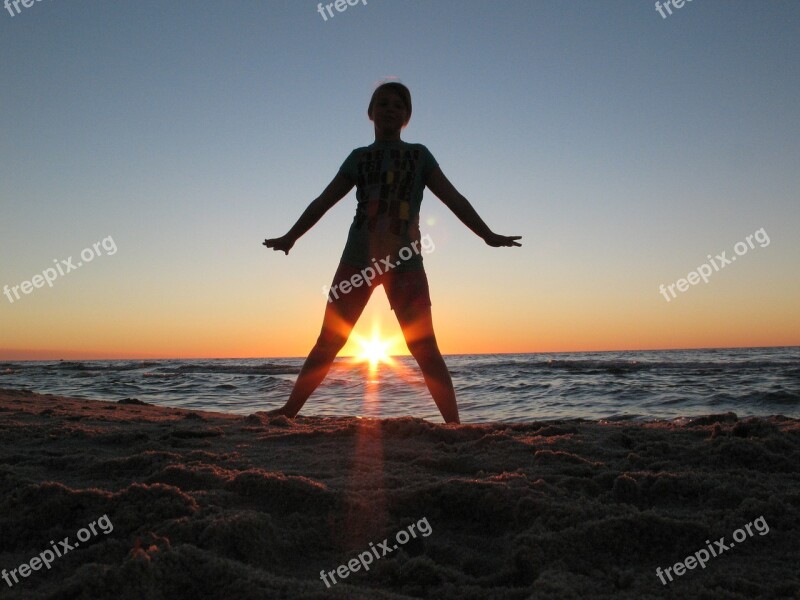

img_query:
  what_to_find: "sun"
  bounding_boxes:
[357,333,393,367]
[352,322,402,369]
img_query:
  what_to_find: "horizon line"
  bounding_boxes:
[1,343,797,362]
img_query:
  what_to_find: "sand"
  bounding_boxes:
[0,387,798,599]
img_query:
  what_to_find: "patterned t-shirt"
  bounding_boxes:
[337,140,438,273]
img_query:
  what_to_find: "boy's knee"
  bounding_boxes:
[316,330,347,353]
[407,336,438,358]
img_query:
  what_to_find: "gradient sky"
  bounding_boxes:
[1,0,798,360]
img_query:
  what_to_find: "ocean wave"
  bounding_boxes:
[754,389,800,406]
[164,364,301,376]
[3,348,797,420]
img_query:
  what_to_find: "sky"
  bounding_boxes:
[1,0,798,360]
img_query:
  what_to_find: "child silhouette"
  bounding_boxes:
[263,82,521,424]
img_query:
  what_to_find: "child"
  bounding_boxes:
[263,81,521,424]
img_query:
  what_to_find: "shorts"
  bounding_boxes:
[326,261,432,312]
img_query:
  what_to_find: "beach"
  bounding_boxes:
[0,388,798,599]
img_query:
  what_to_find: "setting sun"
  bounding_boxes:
[352,322,402,368]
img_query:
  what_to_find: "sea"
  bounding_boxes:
[1,346,798,423]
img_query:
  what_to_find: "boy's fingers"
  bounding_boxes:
[487,234,522,246]
[263,237,293,254]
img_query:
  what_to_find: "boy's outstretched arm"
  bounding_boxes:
[263,172,354,254]
[426,166,522,247]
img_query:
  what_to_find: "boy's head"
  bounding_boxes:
[368,81,412,127]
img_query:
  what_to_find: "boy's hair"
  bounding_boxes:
[368,81,412,126]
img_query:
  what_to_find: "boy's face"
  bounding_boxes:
[371,90,409,130]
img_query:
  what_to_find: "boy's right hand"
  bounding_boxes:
[263,235,295,255]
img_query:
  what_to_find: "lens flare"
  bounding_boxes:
[355,331,395,368]
[350,320,403,372]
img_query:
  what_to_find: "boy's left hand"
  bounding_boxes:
[483,232,522,247]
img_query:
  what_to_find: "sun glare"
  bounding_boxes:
[352,322,402,369]
[357,334,392,367]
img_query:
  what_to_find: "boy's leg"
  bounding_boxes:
[386,271,460,424]
[270,263,374,417]
[394,304,459,424]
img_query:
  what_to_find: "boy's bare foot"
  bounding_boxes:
[245,408,296,427]
[256,407,296,418]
